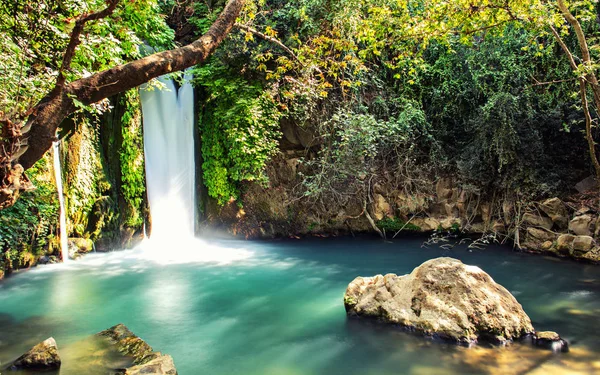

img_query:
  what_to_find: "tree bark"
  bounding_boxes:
[16,0,245,172]
[578,79,600,180]
[554,1,600,182]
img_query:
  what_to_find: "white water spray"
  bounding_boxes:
[139,72,252,264]
[138,73,252,263]
[52,140,69,263]
[141,73,195,242]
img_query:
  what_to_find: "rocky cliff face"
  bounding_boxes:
[205,126,600,263]
[0,93,146,278]
[62,92,147,252]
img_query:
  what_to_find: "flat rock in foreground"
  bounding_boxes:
[97,324,177,375]
[344,257,534,344]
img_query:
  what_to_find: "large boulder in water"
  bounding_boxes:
[11,337,61,370]
[344,257,534,344]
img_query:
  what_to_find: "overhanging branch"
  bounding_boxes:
[15,0,246,173]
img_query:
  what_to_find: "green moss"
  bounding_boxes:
[118,90,146,228]
[344,295,357,307]
[450,222,461,233]
[377,217,421,232]
[307,222,319,231]
[0,157,58,270]
[195,63,282,205]
[64,117,109,237]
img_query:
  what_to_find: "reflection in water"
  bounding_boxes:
[1,237,600,374]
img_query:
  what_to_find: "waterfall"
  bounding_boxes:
[136,72,252,264]
[52,141,69,262]
[140,73,195,242]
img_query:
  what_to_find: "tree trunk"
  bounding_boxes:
[556,0,600,183]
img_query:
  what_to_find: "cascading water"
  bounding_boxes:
[139,72,251,264]
[52,140,69,262]
[140,73,195,242]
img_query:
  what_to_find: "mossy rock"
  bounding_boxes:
[97,324,178,374]
[11,337,61,370]
[97,324,157,365]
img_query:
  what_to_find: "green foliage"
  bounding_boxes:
[450,222,461,233]
[0,0,173,123]
[0,158,58,269]
[119,90,146,227]
[301,104,432,199]
[187,2,223,35]
[0,0,597,244]
[62,116,111,237]
[195,63,282,205]
[420,26,584,195]
[376,217,420,232]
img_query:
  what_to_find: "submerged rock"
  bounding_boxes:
[344,257,534,344]
[533,331,569,353]
[11,337,61,370]
[98,324,177,374]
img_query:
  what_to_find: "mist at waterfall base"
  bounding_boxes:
[139,74,250,263]
[2,239,600,374]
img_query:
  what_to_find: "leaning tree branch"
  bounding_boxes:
[579,78,600,181]
[557,0,591,64]
[549,25,578,71]
[56,0,120,88]
[15,0,246,174]
[551,6,600,182]
[557,0,600,114]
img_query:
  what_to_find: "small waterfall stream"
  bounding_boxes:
[140,73,195,242]
[52,140,69,262]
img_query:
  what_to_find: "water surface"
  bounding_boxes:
[1,236,599,374]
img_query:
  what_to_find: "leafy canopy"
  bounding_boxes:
[0,0,173,123]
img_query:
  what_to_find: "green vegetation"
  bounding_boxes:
[377,218,421,233]
[0,0,599,257]
[0,158,58,271]
[191,0,597,206]
[0,0,173,122]
[195,63,282,205]
[119,90,146,227]
[419,26,583,195]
